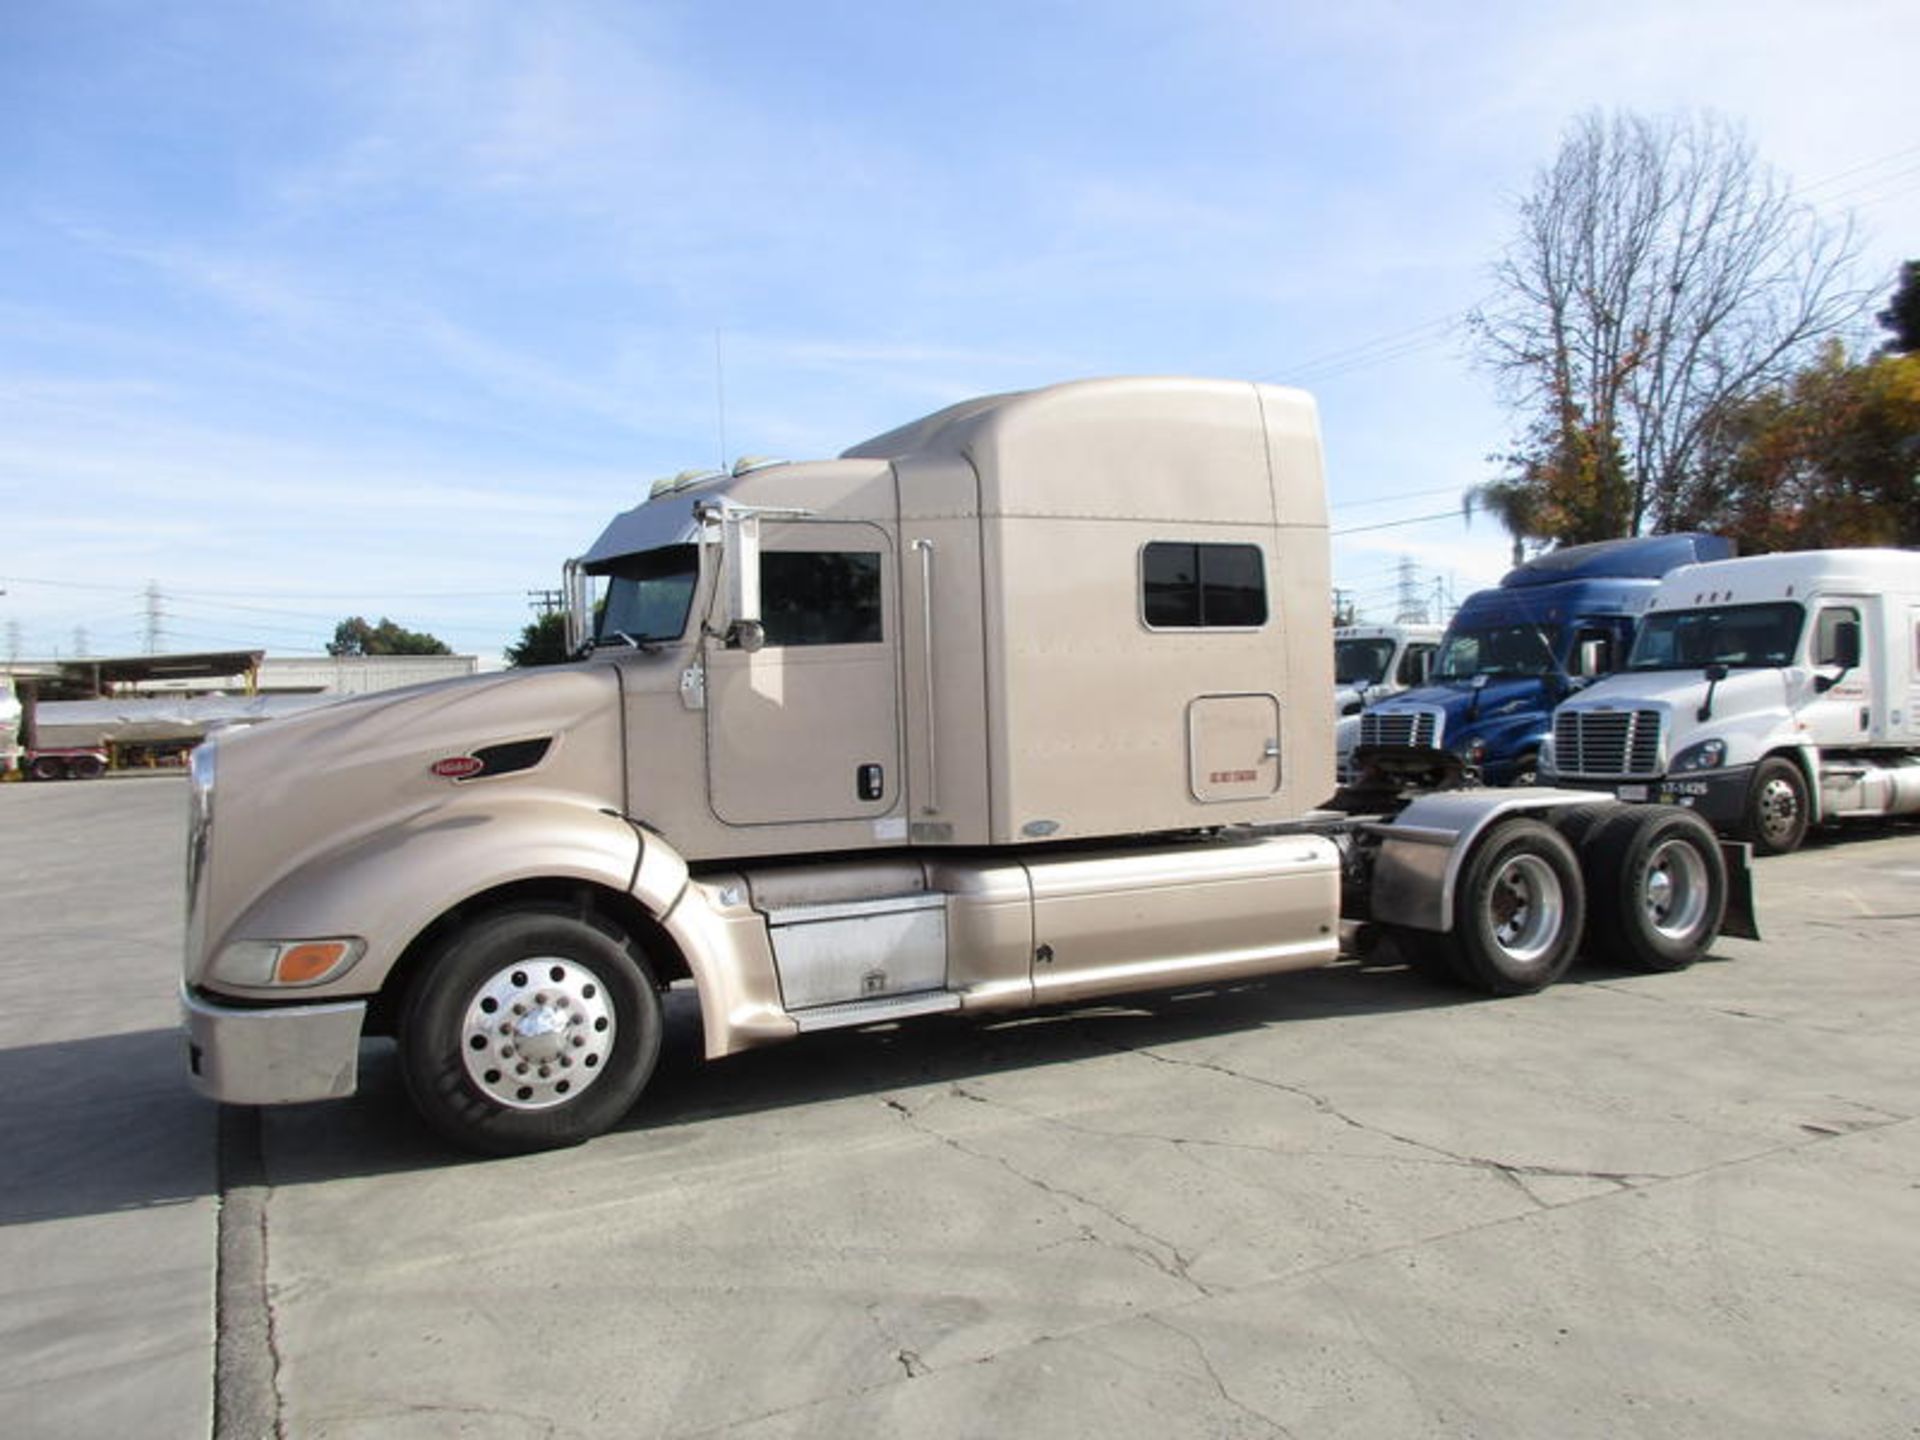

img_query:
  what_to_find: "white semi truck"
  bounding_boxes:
[1544,548,1920,853]
[181,379,1754,1154]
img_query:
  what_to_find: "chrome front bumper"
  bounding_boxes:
[181,984,367,1104]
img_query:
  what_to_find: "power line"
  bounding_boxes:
[1331,507,1467,537]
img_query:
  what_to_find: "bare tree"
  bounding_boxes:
[1470,111,1869,542]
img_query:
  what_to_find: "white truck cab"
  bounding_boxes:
[1545,548,1920,852]
[1333,622,1442,717]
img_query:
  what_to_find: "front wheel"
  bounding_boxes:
[1744,756,1809,855]
[1582,807,1726,972]
[1449,818,1585,995]
[400,907,663,1154]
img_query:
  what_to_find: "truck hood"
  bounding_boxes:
[1559,667,1792,721]
[194,663,629,975]
[1374,676,1552,730]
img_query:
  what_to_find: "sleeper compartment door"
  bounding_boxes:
[1188,693,1281,802]
[705,523,903,827]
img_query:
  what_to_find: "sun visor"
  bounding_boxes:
[579,494,707,573]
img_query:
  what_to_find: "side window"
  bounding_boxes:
[1397,644,1435,686]
[760,551,882,647]
[1814,606,1860,666]
[1142,542,1267,629]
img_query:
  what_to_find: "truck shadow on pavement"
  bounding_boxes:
[0,1025,216,1227]
[259,954,1523,1186]
[0,945,1749,1219]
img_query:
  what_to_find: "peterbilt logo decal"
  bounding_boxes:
[430,755,486,780]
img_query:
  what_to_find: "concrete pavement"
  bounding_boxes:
[5,777,1919,1437]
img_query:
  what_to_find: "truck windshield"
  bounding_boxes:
[1335,638,1395,686]
[1627,601,1803,671]
[594,544,699,647]
[1433,624,1557,680]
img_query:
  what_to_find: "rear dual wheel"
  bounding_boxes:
[1448,818,1585,995]
[1580,807,1726,972]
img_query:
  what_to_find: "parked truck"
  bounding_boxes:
[1333,622,1441,717]
[181,379,1753,1154]
[1348,534,1734,788]
[1543,548,1920,854]
[0,675,108,780]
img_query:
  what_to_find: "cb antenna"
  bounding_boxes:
[715,329,728,472]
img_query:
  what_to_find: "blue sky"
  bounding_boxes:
[3,0,1917,662]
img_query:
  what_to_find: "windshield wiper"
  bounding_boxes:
[594,631,667,654]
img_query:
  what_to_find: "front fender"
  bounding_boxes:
[201,791,645,1002]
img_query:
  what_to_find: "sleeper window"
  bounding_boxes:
[1142,543,1267,629]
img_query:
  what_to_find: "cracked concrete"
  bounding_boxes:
[6,780,1920,1438]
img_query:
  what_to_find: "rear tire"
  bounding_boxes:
[1582,808,1726,972]
[400,907,662,1155]
[1449,818,1584,995]
[27,756,64,781]
[1744,756,1809,855]
[68,754,105,779]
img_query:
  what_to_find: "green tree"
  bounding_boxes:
[1469,392,1635,559]
[1677,343,1920,551]
[327,616,452,657]
[1471,109,1867,549]
[505,611,571,667]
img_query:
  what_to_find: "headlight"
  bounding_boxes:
[210,938,366,988]
[1672,739,1726,773]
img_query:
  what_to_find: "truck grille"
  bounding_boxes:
[1554,709,1663,778]
[1358,707,1443,750]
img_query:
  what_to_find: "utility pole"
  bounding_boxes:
[526,589,565,617]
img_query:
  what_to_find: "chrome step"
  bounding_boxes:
[790,990,961,1033]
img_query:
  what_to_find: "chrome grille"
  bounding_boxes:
[1554,709,1663,778]
[1358,706,1443,750]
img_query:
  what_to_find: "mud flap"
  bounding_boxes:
[1718,840,1760,941]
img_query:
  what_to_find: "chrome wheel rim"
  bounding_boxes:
[460,957,616,1110]
[1643,838,1710,941]
[1756,775,1802,844]
[1485,853,1563,963]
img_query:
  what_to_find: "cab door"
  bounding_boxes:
[1802,598,1873,746]
[704,521,903,827]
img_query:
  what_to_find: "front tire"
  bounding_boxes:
[1449,818,1585,995]
[400,907,662,1155]
[1582,808,1726,971]
[1744,756,1810,855]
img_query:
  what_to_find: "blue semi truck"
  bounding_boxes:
[1344,534,1734,789]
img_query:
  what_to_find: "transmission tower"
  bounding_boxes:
[5,620,20,665]
[73,626,91,658]
[1395,557,1428,622]
[144,580,167,654]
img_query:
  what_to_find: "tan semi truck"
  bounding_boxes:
[181,378,1754,1153]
